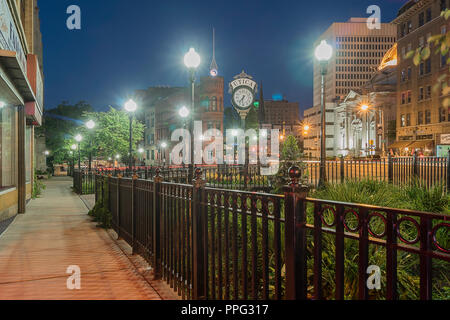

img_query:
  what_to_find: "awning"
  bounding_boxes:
[408,140,435,150]
[388,141,413,149]
[0,49,35,103]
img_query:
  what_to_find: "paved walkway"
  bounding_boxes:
[0,177,162,300]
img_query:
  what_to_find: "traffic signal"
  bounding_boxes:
[253,101,260,109]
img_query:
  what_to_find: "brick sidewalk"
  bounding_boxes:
[0,177,162,300]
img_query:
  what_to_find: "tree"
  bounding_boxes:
[38,101,94,167]
[82,107,144,164]
[271,135,305,193]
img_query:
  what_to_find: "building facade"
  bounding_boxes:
[392,0,449,156]
[305,43,398,158]
[262,99,300,126]
[314,17,397,106]
[137,76,225,166]
[0,0,44,222]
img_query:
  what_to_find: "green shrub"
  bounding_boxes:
[32,171,46,199]
[309,180,449,300]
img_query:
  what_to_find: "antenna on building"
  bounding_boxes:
[210,28,218,77]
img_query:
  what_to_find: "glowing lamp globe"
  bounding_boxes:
[138,148,144,154]
[161,142,168,149]
[210,69,218,77]
[361,104,369,111]
[86,120,96,130]
[179,106,190,118]
[0,101,5,109]
[304,125,310,131]
[315,40,333,62]
[71,144,77,151]
[124,99,137,113]
[184,48,201,69]
[75,134,83,142]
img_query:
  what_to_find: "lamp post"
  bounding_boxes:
[179,106,190,169]
[161,142,168,168]
[184,48,201,181]
[315,40,333,188]
[75,135,83,171]
[71,144,77,176]
[124,99,138,175]
[85,120,96,171]
[361,104,370,156]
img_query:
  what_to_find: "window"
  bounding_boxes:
[0,105,16,190]
[425,58,431,73]
[401,92,406,104]
[426,8,432,22]
[441,0,448,12]
[425,110,431,124]
[427,85,432,99]
[419,36,424,48]
[211,97,217,111]
[407,91,412,103]
[419,87,424,101]
[418,111,424,125]
[440,107,446,122]
[401,69,406,82]
[407,67,412,80]
[419,12,424,27]
[420,62,425,75]
[406,114,411,127]
[401,114,406,127]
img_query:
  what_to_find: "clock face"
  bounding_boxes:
[233,87,254,110]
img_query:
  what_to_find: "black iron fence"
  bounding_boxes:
[73,170,95,195]
[94,169,450,300]
[304,155,450,191]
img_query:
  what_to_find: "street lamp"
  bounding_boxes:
[75,134,83,171]
[184,48,201,180]
[71,144,77,175]
[361,104,370,156]
[85,120,96,171]
[179,106,190,119]
[0,101,5,109]
[161,142,168,167]
[315,39,333,188]
[124,99,137,174]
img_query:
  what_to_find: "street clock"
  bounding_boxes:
[229,70,258,120]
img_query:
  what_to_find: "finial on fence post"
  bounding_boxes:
[288,166,301,187]
[193,168,206,188]
[154,168,163,183]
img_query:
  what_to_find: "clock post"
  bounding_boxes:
[229,71,258,190]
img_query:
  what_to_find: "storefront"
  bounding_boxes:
[0,0,43,222]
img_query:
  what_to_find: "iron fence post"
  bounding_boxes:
[340,155,344,184]
[117,175,121,240]
[447,153,450,193]
[413,152,419,178]
[153,169,163,280]
[192,168,207,300]
[284,166,309,300]
[131,173,138,255]
[388,154,393,184]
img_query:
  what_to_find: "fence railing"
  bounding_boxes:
[73,171,95,195]
[304,155,450,191]
[94,168,450,300]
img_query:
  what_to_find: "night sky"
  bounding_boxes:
[39,0,408,114]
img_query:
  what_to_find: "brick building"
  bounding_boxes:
[392,0,450,156]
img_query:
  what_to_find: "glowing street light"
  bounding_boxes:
[0,101,5,109]
[315,40,333,62]
[44,150,50,156]
[184,48,201,69]
[74,135,83,170]
[179,106,190,118]
[86,120,96,130]
[315,39,333,188]
[75,134,83,142]
[124,99,138,113]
